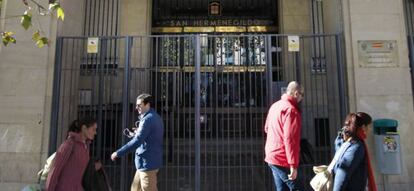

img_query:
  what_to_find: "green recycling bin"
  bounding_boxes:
[373,119,402,174]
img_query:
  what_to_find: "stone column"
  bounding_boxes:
[119,0,152,100]
[120,0,151,36]
[280,0,311,34]
[0,0,58,190]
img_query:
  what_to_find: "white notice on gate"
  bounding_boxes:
[288,36,300,52]
[87,37,99,54]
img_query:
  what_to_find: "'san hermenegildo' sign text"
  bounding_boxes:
[155,19,276,27]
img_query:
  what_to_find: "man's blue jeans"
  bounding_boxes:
[268,164,303,191]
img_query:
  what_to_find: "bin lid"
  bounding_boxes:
[373,119,398,128]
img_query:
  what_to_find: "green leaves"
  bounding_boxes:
[36,37,49,48]
[32,31,49,48]
[49,3,64,21]
[21,11,32,30]
[1,30,48,47]
[20,2,65,32]
[1,32,17,46]
[57,7,64,21]
[2,1,65,47]
[32,31,40,41]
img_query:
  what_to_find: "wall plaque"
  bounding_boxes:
[358,40,398,68]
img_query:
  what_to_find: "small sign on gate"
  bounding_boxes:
[87,37,99,54]
[288,36,300,52]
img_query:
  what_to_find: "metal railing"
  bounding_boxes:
[50,34,346,191]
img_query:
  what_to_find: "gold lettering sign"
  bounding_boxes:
[183,27,215,33]
[151,27,182,33]
[153,26,278,33]
[216,26,246,33]
[248,66,266,72]
[247,26,278,33]
[163,19,275,27]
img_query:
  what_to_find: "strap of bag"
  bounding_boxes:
[327,142,349,172]
[327,156,338,173]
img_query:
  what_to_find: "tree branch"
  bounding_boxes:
[28,0,47,11]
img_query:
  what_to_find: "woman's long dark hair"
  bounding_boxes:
[68,117,97,133]
[343,112,372,140]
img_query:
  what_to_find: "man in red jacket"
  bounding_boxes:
[264,81,304,191]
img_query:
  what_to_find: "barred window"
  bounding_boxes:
[315,118,330,147]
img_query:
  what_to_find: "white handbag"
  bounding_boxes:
[310,165,333,191]
[310,143,346,191]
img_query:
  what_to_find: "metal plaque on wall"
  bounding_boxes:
[358,40,398,68]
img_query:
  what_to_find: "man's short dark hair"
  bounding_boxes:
[137,93,153,106]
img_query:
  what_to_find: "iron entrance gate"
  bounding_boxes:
[50,34,346,191]
[404,0,414,101]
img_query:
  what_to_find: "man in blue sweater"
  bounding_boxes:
[111,93,164,191]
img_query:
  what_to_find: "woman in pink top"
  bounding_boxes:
[46,118,97,191]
